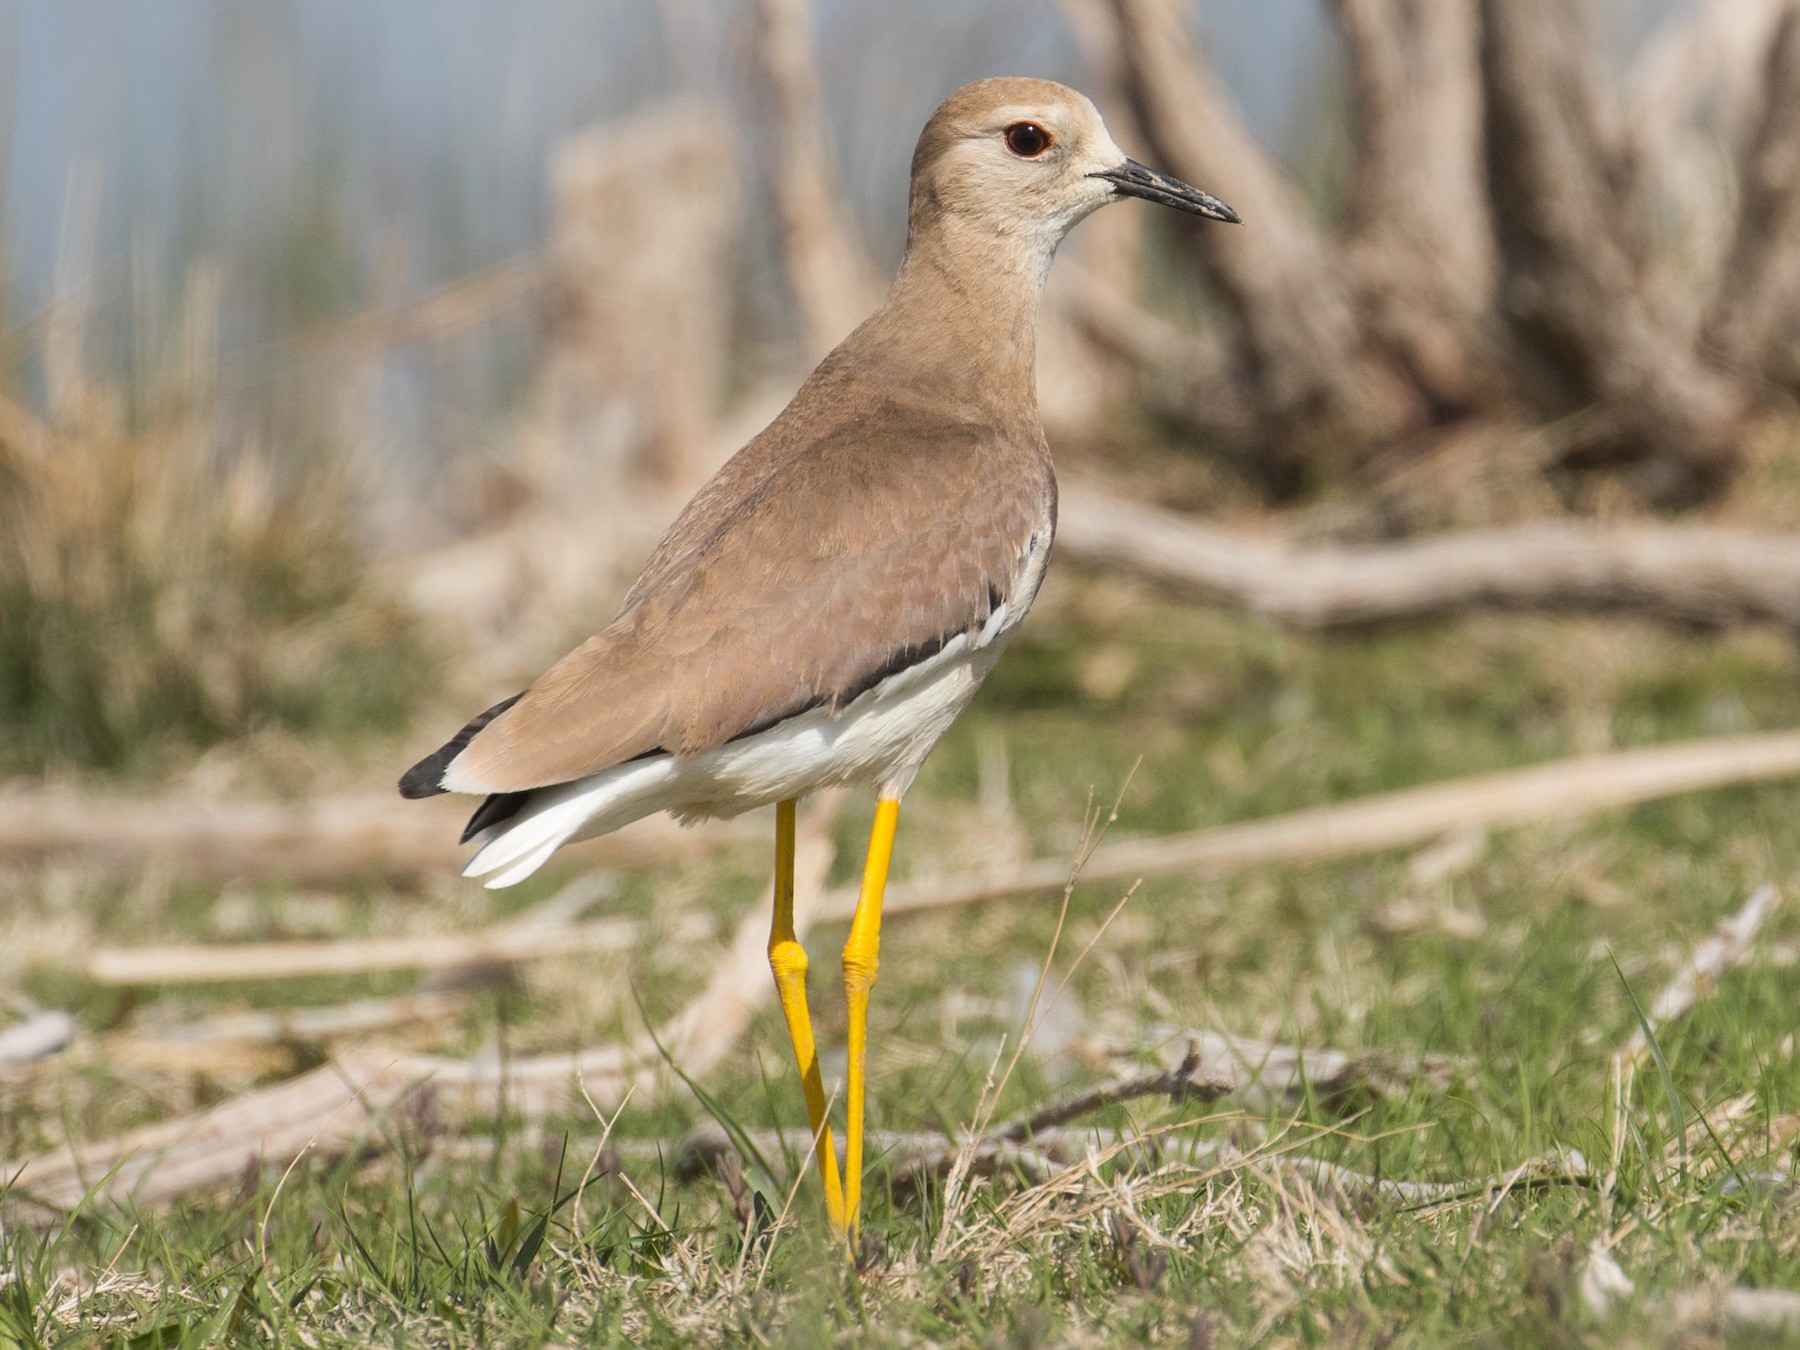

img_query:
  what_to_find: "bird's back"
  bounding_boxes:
[416,352,1055,799]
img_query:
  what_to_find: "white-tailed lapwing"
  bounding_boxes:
[402,77,1238,1239]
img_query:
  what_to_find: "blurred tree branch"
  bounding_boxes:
[1478,0,1745,504]
[1704,2,1800,393]
[1107,0,1427,491]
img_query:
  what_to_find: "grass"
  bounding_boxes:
[4,570,1800,1346]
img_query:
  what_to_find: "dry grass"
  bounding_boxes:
[0,263,431,773]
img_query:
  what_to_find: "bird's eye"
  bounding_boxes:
[1003,122,1053,157]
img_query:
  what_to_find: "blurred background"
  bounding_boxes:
[4,0,1800,1336]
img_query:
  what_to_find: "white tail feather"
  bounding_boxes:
[481,838,565,889]
[462,756,678,887]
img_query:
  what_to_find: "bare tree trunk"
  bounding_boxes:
[523,104,739,493]
[1336,0,1501,412]
[1106,0,1428,491]
[1479,0,1745,503]
[1704,3,1800,394]
[1619,0,1794,341]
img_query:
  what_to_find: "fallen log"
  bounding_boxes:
[1057,481,1800,630]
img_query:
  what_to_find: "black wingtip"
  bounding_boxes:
[398,761,448,799]
[395,691,526,801]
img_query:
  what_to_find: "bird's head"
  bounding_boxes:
[907,77,1238,255]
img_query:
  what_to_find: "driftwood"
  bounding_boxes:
[1077,0,1800,501]
[1335,0,1499,411]
[14,751,1785,1221]
[1106,0,1424,486]
[4,1057,423,1218]
[87,916,656,987]
[1057,481,1800,630]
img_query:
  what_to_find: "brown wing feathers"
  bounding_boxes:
[399,401,1050,800]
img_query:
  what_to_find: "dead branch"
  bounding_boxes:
[1704,4,1800,390]
[1074,1029,1460,1120]
[1056,480,1800,630]
[0,782,723,882]
[2,798,846,1222]
[1479,0,1745,502]
[64,723,1800,994]
[676,1121,1589,1208]
[1000,1043,1233,1139]
[107,994,464,1064]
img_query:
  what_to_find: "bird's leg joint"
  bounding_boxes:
[841,941,879,997]
[769,935,810,984]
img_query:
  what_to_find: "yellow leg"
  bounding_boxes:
[767,798,847,1234]
[842,796,900,1238]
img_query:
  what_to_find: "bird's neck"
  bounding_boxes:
[849,216,1056,430]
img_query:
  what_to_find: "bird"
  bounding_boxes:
[400,77,1238,1240]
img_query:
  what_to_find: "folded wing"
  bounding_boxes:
[403,404,1051,798]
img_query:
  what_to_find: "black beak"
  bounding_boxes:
[1090,159,1240,224]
